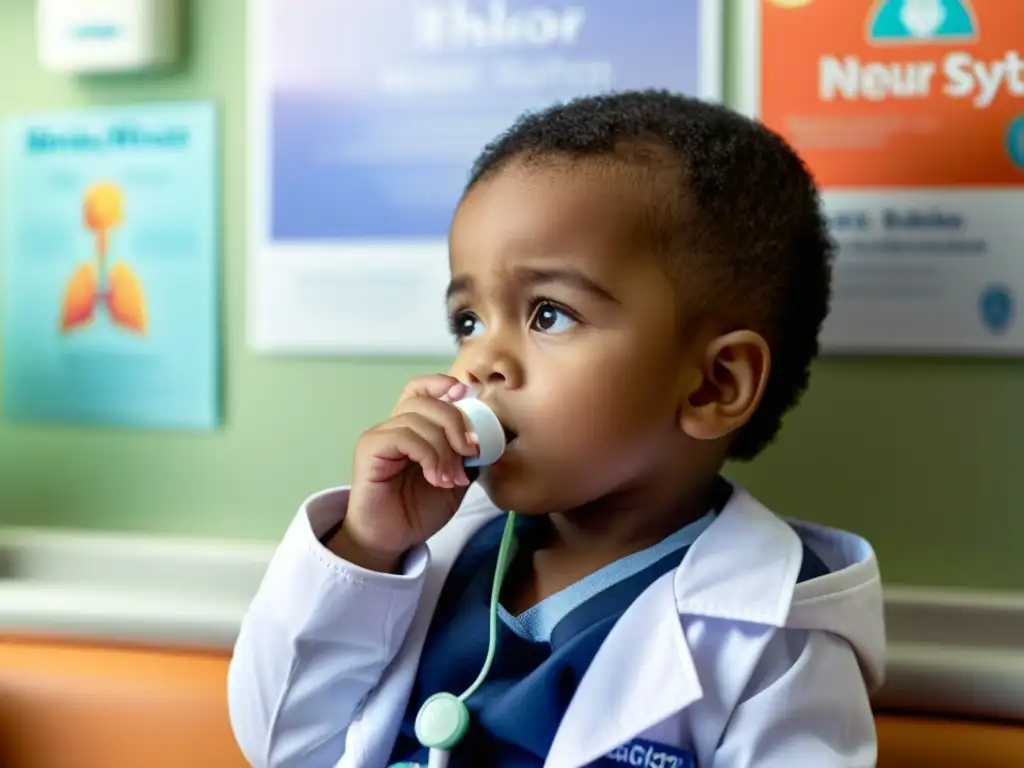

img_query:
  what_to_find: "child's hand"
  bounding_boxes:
[334,375,479,572]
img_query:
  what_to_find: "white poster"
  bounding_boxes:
[740,0,1024,355]
[249,0,724,355]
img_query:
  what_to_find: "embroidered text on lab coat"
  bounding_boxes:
[597,738,695,767]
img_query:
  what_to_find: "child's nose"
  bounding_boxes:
[462,344,524,391]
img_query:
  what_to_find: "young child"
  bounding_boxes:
[228,90,885,768]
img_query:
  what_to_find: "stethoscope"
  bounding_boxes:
[392,511,518,768]
[390,393,517,768]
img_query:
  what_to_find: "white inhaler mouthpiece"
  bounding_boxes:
[452,396,506,468]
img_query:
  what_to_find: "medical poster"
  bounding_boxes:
[249,0,724,355]
[3,102,220,429]
[741,0,1024,354]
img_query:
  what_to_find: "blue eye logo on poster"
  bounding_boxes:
[979,283,1014,334]
[267,0,718,242]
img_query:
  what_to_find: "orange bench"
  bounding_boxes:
[0,637,1019,767]
[875,713,1024,766]
[0,638,246,768]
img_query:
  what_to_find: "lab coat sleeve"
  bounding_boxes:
[712,629,877,768]
[227,488,429,768]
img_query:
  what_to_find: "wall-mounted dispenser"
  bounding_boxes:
[37,0,181,74]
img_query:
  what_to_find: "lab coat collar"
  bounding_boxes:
[544,482,804,768]
[673,482,803,627]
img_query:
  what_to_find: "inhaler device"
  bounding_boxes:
[452,392,507,468]
[389,391,515,768]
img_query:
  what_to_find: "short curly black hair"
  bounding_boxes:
[465,89,833,461]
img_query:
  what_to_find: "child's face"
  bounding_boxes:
[445,162,705,515]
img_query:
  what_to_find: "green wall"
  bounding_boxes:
[0,1,1020,590]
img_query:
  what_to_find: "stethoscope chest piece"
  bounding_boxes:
[415,692,470,750]
[387,691,469,766]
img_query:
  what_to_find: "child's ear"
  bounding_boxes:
[679,330,771,442]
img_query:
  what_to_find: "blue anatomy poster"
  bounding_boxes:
[4,102,220,430]
[249,0,723,355]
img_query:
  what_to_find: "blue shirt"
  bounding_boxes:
[388,490,828,766]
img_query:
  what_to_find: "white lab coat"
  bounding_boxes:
[228,481,885,768]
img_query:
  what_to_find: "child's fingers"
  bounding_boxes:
[393,397,478,460]
[363,424,448,487]
[393,411,471,487]
[392,375,467,415]
[377,413,470,488]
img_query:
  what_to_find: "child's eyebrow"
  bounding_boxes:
[515,267,620,304]
[446,275,474,302]
[446,268,619,304]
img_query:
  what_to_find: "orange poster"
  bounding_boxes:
[750,0,1024,354]
[759,0,1024,188]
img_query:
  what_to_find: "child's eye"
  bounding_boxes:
[530,301,577,334]
[450,310,484,340]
